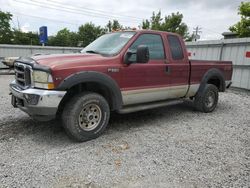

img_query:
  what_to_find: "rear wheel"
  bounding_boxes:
[62,92,110,142]
[194,84,219,113]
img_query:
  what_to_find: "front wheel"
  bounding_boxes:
[62,92,110,142]
[194,84,219,113]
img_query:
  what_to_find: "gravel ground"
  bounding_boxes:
[0,75,249,188]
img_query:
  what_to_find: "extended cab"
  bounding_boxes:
[10,30,233,141]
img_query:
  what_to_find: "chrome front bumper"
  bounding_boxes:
[9,81,66,120]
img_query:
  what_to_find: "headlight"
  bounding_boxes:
[32,70,55,89]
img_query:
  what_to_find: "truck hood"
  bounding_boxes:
[31,53,113,69]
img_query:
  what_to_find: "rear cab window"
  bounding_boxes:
[167,35,184,60]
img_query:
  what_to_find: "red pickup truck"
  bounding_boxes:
[10,30,232,142]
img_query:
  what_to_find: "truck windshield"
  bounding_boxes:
[81,32,136,56]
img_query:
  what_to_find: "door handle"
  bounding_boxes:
[165,66,171,74]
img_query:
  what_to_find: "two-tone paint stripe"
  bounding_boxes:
[121,84,200,106]
[121,80,232,106]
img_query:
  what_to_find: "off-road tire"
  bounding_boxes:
[194,84,219,113]
[62,92,110,142]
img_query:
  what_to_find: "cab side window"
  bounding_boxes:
[167,35,184,60]
[129,34,165,61]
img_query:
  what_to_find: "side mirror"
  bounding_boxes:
[136,45,149,64]
[124,45,150,65]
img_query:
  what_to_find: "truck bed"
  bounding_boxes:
[189,60,233,86]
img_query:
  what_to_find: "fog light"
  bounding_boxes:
[24,94,40,105]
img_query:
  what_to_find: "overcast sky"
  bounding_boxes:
[0,0,246,40]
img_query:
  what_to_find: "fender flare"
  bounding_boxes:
[198,68,226,93]
[57,71,123,110]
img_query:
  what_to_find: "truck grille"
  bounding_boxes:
[14,62,32,87]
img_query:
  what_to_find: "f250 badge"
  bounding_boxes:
[108,68,120,73]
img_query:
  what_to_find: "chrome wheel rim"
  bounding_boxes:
[205,91,215,108]
[78,103,102,131]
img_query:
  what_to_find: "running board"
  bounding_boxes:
[117,99,183,114]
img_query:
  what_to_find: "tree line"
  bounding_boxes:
[0,2,249,47]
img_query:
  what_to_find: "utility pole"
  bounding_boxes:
[193,26,202,41]
[17,17,21,31]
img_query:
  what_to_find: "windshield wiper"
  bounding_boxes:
[85,50,100,54]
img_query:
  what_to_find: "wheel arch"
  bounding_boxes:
[198,68,226,93]
[56,71,123,112]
